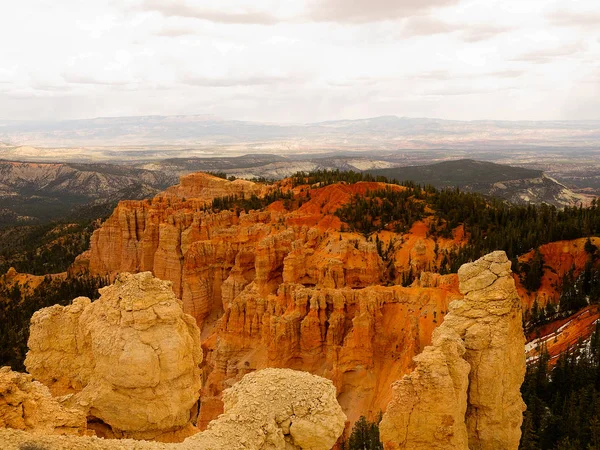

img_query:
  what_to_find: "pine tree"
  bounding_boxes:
[348,415,383,450]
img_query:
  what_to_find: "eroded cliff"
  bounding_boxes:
[82,173,464,425]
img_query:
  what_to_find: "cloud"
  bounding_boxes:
[62,73,133,86]
[547,10,600,28]
[511,42,586,64]
[460,24,512,42]
[423,86,514,96]
[308,0,460,24]
[30,83,73,92]
[180,74,296,87]
[486,69,524,78]
[327,76,385,87]
[332,69,525,88]
[155,26,199,37]
[397,16,510,41]
[416,70,453,80]
[399,16,460,37]
[139,0,281,25]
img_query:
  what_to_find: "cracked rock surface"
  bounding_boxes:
[0,368,346,450]
[0,367,86,436]
[380,251,526,450]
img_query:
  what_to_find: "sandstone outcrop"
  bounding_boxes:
[158,171,264,201]
[25,272,202,440]
[83,177,464,426]
[380,251,526,450]
[187,368,346,450]
[0,367,86,436]
[0,368,346,450]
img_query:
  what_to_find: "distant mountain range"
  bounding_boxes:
[0,161,176,227]
[366,159,543,186]
[0,115,599,157]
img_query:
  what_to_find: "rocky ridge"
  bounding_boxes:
[0,160,177,226]
[380,251,526,450]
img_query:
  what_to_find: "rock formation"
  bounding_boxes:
[515,236,600,310]
[25,272,203,440]
[202,281,459,428]
[82,177,464,425]
[0,367,86,436]
[186,368,346,450]
[380,251,526,450]
[158,171,264,201]
[0,368,346,450]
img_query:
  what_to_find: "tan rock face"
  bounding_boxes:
[158,172,264,201]
[25,272,203,440]
[0,367,86,435]
[457,251,527,450]
[0,368,346,450]
[380,327,470,450]
[380,251,526,450]
[187,368,346,450]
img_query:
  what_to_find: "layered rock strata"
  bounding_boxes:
[83,175,464,425]
[0,368,346,450]
[24,272,203,440]
[202,281,460,427]
[380,251,526,450]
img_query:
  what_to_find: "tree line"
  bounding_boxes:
[521,322,600,449]
[0,272,109,371]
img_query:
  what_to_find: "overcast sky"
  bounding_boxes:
[0,0,599,123]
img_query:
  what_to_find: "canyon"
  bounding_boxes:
[0,253,525,449]
[76,172,467,427]
[2,168,597,448]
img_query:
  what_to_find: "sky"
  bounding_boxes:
[0,0,599,123]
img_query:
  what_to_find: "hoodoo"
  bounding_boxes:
[380,251,526,450]
[24,272,203,440]
[81,175,465,425]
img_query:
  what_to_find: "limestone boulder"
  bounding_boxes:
[25,272,203,440]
